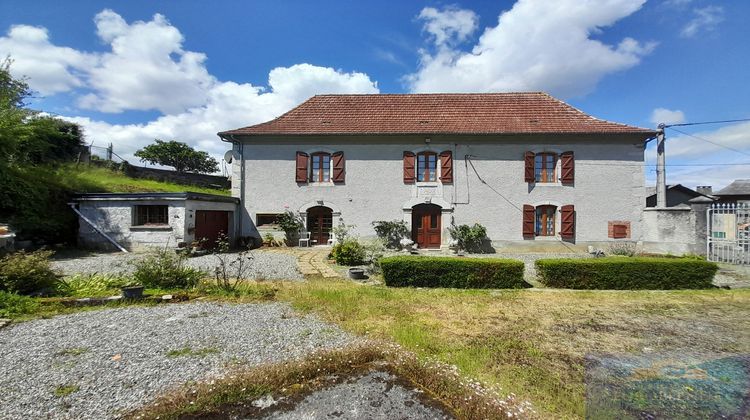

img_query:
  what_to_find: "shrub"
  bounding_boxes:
[372,220,409,249]
[132,250,205,289]
[56,274,129,297]
[448,223,489,253]
[381,256,526,289]
[535,257,719,290]
[331,239,367,266]
[277,210,304,244]
[0,290,40,318]
[0,250,58,294]
[331,223,355,243]
[608,241,637,257]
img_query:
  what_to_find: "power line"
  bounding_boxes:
[667,127,750,158]
[663,118,750,128]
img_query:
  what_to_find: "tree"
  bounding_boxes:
[0,57,35,163]
[134,139,219,173]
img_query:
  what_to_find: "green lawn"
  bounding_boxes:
[274,279,750,419]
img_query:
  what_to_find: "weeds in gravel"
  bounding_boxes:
[166,346,220,358]
[53,384,80,397]
[57,347,89,356]
[129,341,532,420]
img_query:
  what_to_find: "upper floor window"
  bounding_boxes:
[535,153,556,183]
[310,152,331,182]
[417,152,437,182]
[535,205,556,236]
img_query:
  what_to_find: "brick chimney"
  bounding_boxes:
[696,185,713,196]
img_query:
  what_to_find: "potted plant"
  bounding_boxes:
[121,282,144,299]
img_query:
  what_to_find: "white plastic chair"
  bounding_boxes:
[298,232,312,247]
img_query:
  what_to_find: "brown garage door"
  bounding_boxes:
[195,210,230,248]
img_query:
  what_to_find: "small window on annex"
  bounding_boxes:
[535,205,556,236]
[310,152,331,182]
[134,205,168,226]
[534,153,557,183]
[256,213,281,228]
[417,152,437,182]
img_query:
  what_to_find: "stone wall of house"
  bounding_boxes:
[76,200,187,251]
[233,133,646,250]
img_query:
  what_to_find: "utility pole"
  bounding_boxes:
[655,123,667,208]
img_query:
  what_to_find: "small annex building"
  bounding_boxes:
[72,192,239,251]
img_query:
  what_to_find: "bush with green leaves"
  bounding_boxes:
[56,274,130,297]
[277,210,304,244]
[607,241,637,257]
[372,220,410,249]
[331,239,367,266]
[381,256,526,289]
[132,250,205,289]
[448,223,489,253]
[535,257,718,290]
[0,250,58,294]
[0,290,40,318]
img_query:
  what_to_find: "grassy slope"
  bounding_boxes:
[274,279,750,419]
[55,165,229,195]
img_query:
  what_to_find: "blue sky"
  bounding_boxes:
[1,0,748,189]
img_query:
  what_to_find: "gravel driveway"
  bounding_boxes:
[51,249,303,281]
[0,302,356,419]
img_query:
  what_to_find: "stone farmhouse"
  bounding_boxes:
[218,92,657,250]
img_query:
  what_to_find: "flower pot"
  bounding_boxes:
[121,285,144,299]
[348,268,366,280]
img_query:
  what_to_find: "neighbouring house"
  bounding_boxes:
[72,192,239,251]
[218,92,657,250]
[645,184,714,208]
[713,179,750,204]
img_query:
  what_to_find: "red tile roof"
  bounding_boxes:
[219,92,656,137]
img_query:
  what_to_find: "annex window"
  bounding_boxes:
[534,153,557,183]
[417,152,437,182]
[256,213,281,228]
[310,152,331,182]
[535,205,556,236]
[134,205,168,226]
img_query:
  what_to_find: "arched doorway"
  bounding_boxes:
[412,203,441,248]
[306,206,333,245]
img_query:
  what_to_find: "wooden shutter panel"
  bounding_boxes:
[522,205,535,237]
[560,151,574,184]
[332,151,345,183]
[439,151,453,183]
[560,204,575,239]
[524,151,535,183]
[295,152,308,183]
[403,151,416,183]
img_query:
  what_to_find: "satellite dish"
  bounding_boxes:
[224,150,234,164]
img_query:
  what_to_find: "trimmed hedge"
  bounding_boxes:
[535,257,718,290]
[381,256,527,289]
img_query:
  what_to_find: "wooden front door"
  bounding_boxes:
[306,206,333,245]
[412,204,441,248]
[195,210,230,248]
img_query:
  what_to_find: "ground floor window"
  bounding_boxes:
[536,205,556,236]
[256,213,281,228]
[134,205,168,226]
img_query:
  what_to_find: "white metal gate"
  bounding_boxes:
[707,203,750,265]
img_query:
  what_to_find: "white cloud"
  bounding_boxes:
[680,5,724,38]
[650,108,686,126]
[0,25,97,95]
[406,0,656,98]
[0,10,379,170]
[417,6,479,47]
[659,121,750,160]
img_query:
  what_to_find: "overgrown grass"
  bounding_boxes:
[55,164,229,195]
[166,346,220,358]
[271,278,750,419]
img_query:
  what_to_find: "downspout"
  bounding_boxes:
[68,203,129,253]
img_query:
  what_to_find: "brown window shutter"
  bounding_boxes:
[522,204,535,237]
[295,152,308,183]
[332,151,345,183]
[560,151,574,184]
[560,204,575,239]
[524,151,535,183]
[403,151,416,183]
[439,151,453,183]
